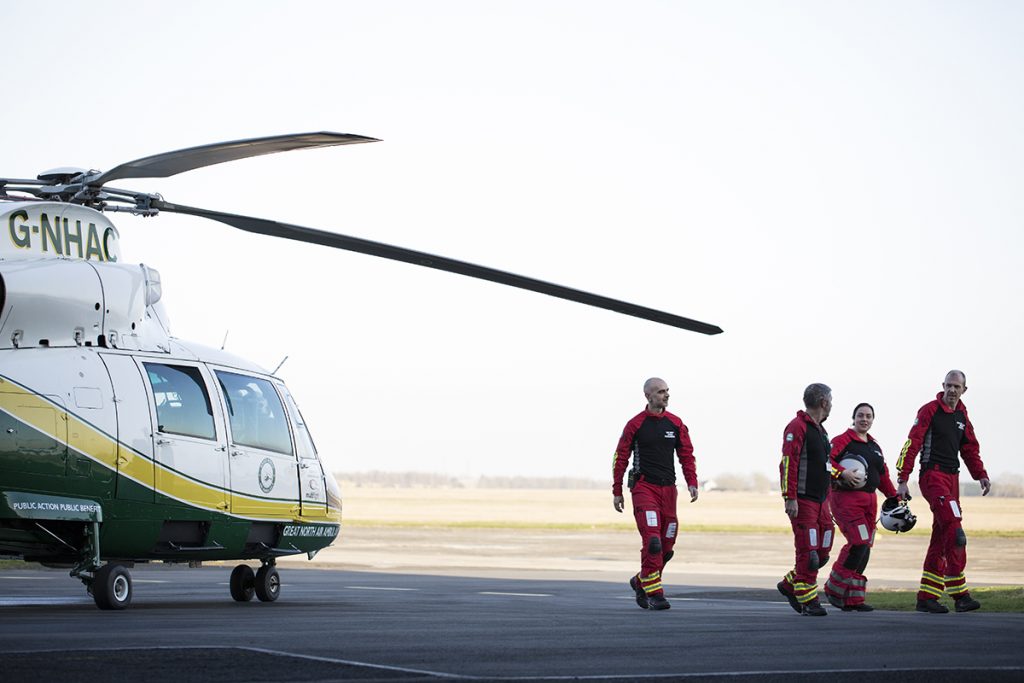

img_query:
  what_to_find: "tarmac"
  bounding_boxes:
[297,524,1024,589]
[1,526,1022,681]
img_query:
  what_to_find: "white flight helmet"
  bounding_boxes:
[880,496,917,533]
[838,455,868,489]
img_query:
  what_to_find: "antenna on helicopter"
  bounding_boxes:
[273,356,289,374]
[220,330,229,351]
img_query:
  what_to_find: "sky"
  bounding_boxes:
[3,1,1023,485]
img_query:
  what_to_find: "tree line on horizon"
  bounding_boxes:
[334,470,1024,497]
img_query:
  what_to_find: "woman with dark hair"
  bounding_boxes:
[824,402,899,611]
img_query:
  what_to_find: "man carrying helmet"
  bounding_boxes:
[777,383,863,616]
[612,377,699,611]
[897,370,991,614]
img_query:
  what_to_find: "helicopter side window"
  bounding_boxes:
[215,371,293,456]
[143,363,216,440]
[281,389,319,461]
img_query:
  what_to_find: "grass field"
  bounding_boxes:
[326,484,1024,598]
[337,484,1024,535]
[868,585,1024,612]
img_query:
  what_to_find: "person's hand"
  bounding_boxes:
[897,481,910,500]
[613,495,625,513]
[839,468,866,488]
[980,478,991,496]
[784,499,798,518]
[688,486,699,503]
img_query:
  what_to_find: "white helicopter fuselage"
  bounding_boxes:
[0,201,341,569]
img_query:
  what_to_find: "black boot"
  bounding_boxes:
[842,603,874,612]
[648,593,671,610]
[916,598,949,613]
[629,575,649,610]
[777,581,801,614]
[954,594,981,612]
[801,599,827,616]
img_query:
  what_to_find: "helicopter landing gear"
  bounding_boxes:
[254,561,280,602]
[229,564,256,602]
[91,563,133,610]
[230,561,279,603]
[69,521,132,610]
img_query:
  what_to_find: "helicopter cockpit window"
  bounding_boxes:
[143,363,216,440]
[215,371,293,456]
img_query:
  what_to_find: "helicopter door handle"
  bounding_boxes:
[156,438,171,445]
[214,446,227,452]
[5,428,14,434]
[230,450,243,457]
[299,462,310,470]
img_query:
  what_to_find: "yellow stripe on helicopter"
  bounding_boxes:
[0,378,339,524]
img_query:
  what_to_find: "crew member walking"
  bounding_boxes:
[824,402,898,612]
[612,377,699,611]
[777,383,861,616]
[897,370,991,613]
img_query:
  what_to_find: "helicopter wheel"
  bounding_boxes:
[229,564,256,602]
[254,565,280,602]
[92,563,132,610]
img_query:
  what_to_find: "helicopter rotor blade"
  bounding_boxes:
[0,179,47,197]
[151,200,723,335]
[89,132,380,187]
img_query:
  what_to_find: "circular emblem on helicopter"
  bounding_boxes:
[258,458,276,493]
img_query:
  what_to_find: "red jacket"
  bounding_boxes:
[612,408,697,497]
[779,410,833,502]
[897,393,987,482]
[830,428,898,498]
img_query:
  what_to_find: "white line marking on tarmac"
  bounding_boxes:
[0,576,54,580]
[0,597,88,606]
[2,646,1022,680]
[0,646,471,680]
[344,586,418,591]
[510,666,1024,680]
[242,645,472,678]
[479,591,552,597]
[616,596,786,606]
[217,582,291,587]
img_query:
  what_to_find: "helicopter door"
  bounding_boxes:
[212,370,300,519]
[139,361,229,513]
[98,353,156,502]
[278,384,327,517]
[0,391,68,484]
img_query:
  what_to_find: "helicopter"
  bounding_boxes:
[0,132,722,610]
